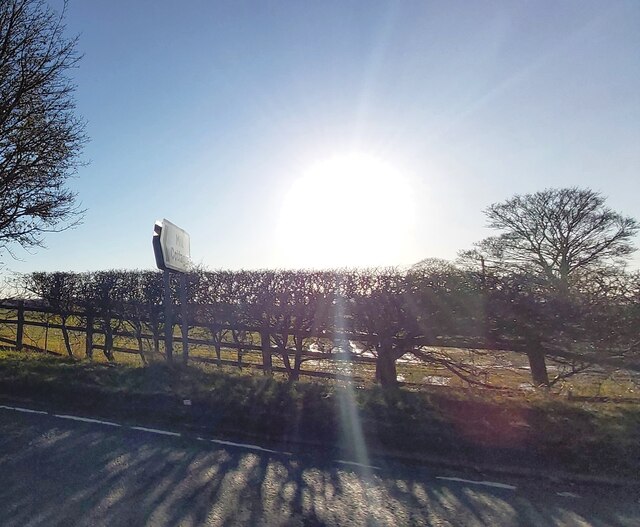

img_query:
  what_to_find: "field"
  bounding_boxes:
[1,304,639,401]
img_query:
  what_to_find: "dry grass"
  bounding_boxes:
[0,347,638,479]
[1,307,639,399]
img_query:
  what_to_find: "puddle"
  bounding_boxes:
[423,375,450,386]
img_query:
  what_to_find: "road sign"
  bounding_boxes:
[153,219,191,273]
[152,218,192,364]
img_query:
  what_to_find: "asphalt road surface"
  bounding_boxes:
[0,405,638,526]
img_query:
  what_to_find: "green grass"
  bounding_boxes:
[3,308,639,400]
[0,347,638,479]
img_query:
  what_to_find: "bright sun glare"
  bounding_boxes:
[277,153,416,268]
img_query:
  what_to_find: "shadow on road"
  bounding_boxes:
[0,412,637,526]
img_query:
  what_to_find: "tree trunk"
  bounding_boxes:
[210,327,221,366]
[527,347,549,387]
[281,349,292,377]
[232,330,244,370]
[291,334,304,382]
[60,316,73,357]
[135,326,147,365]
[149,313,160,356]
[276,332,293,380]
[375,337,398,388]
[103,317,114,361]
[85,315,94,359]
[152,327,160,355]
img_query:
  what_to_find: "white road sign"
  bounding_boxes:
[157,219,191,272]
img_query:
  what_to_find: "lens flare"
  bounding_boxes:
[277,153,416,268]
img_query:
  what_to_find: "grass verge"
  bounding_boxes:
[0,349,638,480]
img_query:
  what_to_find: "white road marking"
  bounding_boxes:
[436,476,517,490]
[0,404,548,493]
[131,426,181,437]
[0,405,290,455]
[335,460,382,470]
[54,414,121,427]
[0,405,48,415]
[557,491,582,498]
[210,438,292,456]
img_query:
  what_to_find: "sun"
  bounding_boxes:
[276,153,416,268]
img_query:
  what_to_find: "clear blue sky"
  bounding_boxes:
[4,0,640,275]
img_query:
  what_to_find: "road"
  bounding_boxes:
[0,405,638,526]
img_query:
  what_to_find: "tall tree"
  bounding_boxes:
[0,0,86,258]
[467,188,638,294]
[460,188,639,386]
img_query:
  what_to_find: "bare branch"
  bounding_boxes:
[0,0,86,256]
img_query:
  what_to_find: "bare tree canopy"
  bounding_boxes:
[463,188,639,292]
[0,0,86,257]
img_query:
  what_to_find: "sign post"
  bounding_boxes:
[153,219,191,364]
[179,273,189,363]
[162,267,173,362]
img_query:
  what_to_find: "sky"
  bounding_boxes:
[3,0,640,276]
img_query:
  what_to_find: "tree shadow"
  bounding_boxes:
[0,413,637,526]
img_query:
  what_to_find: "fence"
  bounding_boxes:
[0,300,430,386]
[2,297,638,391]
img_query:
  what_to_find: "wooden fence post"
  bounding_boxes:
[163,270,173,362]
[16,301,24,351]
[44,314,50,352]
[180,273,189,364]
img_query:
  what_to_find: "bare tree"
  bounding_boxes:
[460,188,639,386]
[468,188,638,294]
[0,0,86,258]
[23,271,78,356]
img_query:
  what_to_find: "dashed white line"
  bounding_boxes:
[54,414,121,427]
[335,460,381,470]
[130,426,181,437]
[210,438,292,456]
[556,491,582,498]
[0,405,292,454]
[436,476,517,490]
[0,404,48,415]
[0,403,561,495]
